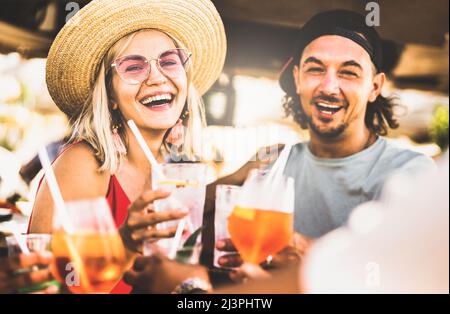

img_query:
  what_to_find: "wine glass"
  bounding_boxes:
[228,169,295,264]
[51,197,128,294]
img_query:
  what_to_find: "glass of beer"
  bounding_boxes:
[228,170,295,265]
[51,198,128,294]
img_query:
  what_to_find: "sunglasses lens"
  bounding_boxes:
[116,55,149,84]
[158,49,190,77]
[114,50,190,84]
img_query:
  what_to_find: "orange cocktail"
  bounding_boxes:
[51,197,128,294]
[228,206,293,264]
[51,230,127,294]
[226,169,295,265]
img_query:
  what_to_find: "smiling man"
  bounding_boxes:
[123,10,440,291]
[278,10,436,238]
[211,9,437,273]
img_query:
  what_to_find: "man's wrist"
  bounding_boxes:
[171,277,212,294]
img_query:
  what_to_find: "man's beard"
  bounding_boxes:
[305,93,349,138]
[307,116,348,138]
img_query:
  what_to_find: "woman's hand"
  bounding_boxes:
[119,189,189,253]
[124,254,210,294]
[0,252,58,294]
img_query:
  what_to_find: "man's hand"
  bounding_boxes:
[201,144,286,266]
[215,232,314,282]
[0,252,58,294]
[215,238,243,268]
[124,254,210,294]
[227,144,286,186]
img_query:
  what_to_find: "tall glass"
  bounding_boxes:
[228,170,295,265]
[51,198,128,294]
[214,185,241,268]
[151,163,207,250]
[6,234,60,293]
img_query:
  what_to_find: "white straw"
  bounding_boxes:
[127,120,166,180]
[185,216,195,234]
[38,147,94,291]
[266,144,292,183]
[38,147,73,233]
[168,218,186,259]
[169,213,192,259]
[127,119,187,259]
[9,222,30,255]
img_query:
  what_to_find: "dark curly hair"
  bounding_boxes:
[282,93,400,136]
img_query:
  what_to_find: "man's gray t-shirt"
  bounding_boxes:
[283,137,435,238]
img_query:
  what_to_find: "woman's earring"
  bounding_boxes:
[166,119,184,146]
[112,123,127,156]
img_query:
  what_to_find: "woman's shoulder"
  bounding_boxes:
[52,141,111,196]
[30,141,111,233]
[54,141,98,168]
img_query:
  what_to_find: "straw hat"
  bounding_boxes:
[46,0,226,118]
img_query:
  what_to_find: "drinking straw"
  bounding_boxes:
[9,221,30,255]
[168,219,185,259]
[265,144,292,184]
[38,148,73,233]
[185,216,195,234]
[38,147,93,293]
[126,120,186,259]
[127,120,165,180]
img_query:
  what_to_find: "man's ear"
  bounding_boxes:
[293,65,301,94]
[369,72,385,102]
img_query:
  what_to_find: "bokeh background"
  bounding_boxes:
[0,0,448,210]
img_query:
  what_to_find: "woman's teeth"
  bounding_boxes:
[140,93,173,106]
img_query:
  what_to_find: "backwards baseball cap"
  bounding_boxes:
[279,9,383,94]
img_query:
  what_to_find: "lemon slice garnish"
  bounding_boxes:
[232,206,256,220]
[157,180,199,188]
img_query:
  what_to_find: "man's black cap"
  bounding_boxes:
[279,9,383,94]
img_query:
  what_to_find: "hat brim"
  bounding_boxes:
[46,0,226,117]
[279,56,297,95]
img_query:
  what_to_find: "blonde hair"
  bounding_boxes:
[70,29,206,173]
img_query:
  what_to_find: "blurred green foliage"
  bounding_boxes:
[430,105,449,151]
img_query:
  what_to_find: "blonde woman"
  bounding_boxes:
[25,0,226,293]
